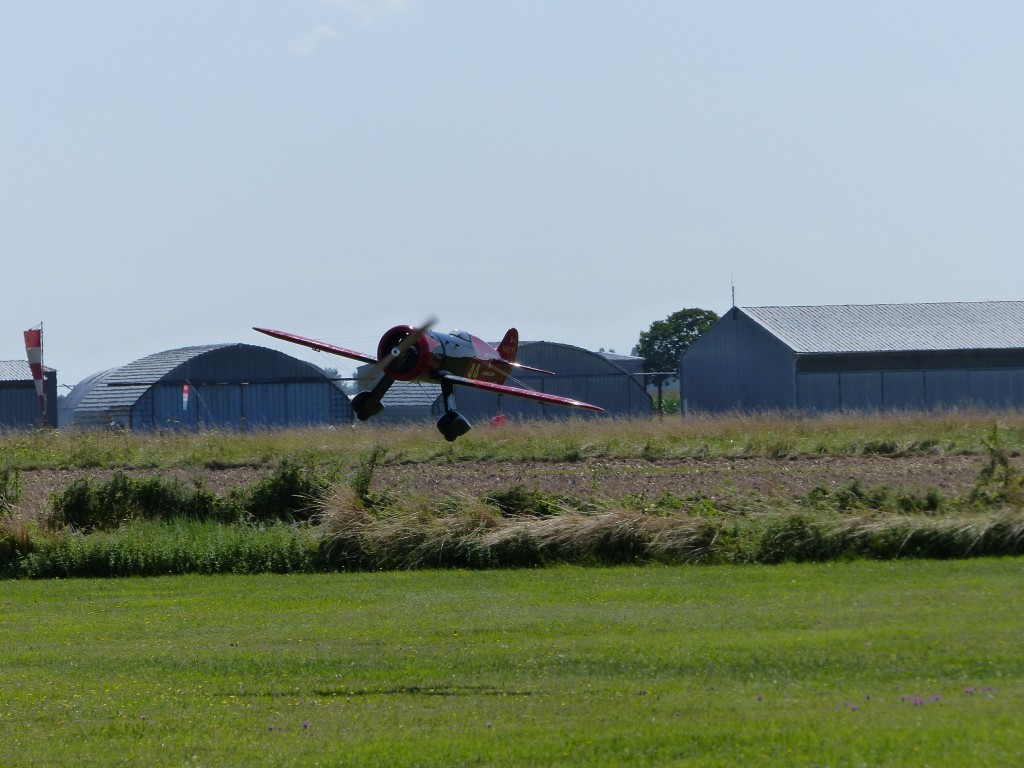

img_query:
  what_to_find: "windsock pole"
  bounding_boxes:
[23,324,47,427]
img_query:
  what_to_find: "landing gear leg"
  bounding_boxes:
[436,377,471,442]
[351,376,394,421]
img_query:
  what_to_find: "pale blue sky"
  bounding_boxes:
[3,1,1023,387]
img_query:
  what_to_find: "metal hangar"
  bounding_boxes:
[0,361,58,429]
[680,301,1024,413]
[61,343,352,430]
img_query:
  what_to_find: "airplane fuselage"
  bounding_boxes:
[389,327,512,385]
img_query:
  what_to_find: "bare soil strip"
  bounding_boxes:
[15,454,1000,519]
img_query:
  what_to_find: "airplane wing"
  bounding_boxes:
[253,327,378,366]
[442,373,604,411]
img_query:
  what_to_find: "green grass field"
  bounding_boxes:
[2,559,1021,767]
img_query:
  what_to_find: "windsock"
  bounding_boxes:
[23,326,47,426]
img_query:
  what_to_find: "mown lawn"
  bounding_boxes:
[1,558,1021,766]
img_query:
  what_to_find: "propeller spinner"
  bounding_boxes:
[374,316,437,378]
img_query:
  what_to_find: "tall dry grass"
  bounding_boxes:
[2,408,1023,470]
[314,482,1024,570]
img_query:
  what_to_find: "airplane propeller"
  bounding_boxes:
[373,315,437,374]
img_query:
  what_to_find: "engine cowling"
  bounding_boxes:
[376,325,435,381]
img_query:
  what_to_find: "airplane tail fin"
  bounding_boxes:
[497,328,519,362]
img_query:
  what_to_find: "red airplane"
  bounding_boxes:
[253,321,603,441]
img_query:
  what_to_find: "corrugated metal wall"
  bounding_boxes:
[796,368,1024,410]
[0,373,58,429]
[133,380,348,430]
[680,309,796,412]
[453,342,650,422]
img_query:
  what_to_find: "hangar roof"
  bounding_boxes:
[0,360,55,382]
[743,301,1024,354]
[382,382,441,407]
[71,344,234,415]
[517,340,641,376]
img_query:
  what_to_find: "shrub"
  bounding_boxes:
[801,480,945,515]
[0,520,33,576]
[16,519,320,579]
[50,476,120,530]
[860,439,901,456]
[243,459,329,522]
[349,446,387,508]
[46,462,337,532]
[757,515,834,563]
[49,472,234,530]
[0,466,21,518]
[485,485,568,517]
[968,426,1024,507]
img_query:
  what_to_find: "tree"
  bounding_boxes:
[636,308,720,413]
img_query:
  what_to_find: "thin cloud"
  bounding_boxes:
[289,24,339,57]
[322,0,411,25]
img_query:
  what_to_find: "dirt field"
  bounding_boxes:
[377,454,1001,506]
[14,453,1002,520]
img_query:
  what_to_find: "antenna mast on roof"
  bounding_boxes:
[731,274,736,307]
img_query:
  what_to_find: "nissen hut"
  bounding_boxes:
[62,344,352,430]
